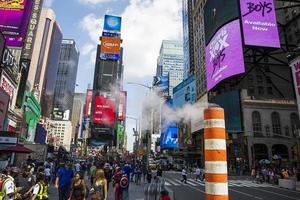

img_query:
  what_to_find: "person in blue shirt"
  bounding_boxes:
[55,162,74,200]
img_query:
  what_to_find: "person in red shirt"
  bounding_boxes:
[160,190,171,200]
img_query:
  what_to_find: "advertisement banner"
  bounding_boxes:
[290,56,300,115]
[240,0,280,48]
[1,47,19,83]
[118,91,127,121]
[103,15,122,32]
[100,37,121,60]
[0,87,9,131]
[161,123,178,149]
[93,96,115,125]
[205,19,245,91]
[0,0,33,47]
[117,124,124,143]
[85,89,93,117]
[22,0,44,59]
[173,74,196,108]
[153,75,169,96]
[204,0,239,45]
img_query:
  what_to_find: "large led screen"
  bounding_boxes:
[204,0,239,45]
[93,96,115,125]
[0,0,33,47]
[161,124,178,149]
[240,0,280,48]
[100,37,121,60]
[103,15,122,32]
[85,89,93,117]
[118,91,127,121]
[205,19,245,91]
[153,75,169,96]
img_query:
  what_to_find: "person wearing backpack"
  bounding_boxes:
[31,173,49,200]
[112,167,122,200]
[68,172,86,200]
[119,174,129,200]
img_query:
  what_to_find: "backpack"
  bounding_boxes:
[119,176,129,189]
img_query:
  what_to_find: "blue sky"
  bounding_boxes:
[45,0,182,151]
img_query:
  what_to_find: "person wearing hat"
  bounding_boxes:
[55,162,74,200]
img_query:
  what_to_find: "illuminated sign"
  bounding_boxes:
[205,19,245,91]
[118,91,127,121]
[240,0,280,48]
[0,87,9,131]
[93,96,116,125]
[103,15,122,32]
[0,0,33,47]
[100,37,121,60]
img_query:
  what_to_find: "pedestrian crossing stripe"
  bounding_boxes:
[164,178,274,188]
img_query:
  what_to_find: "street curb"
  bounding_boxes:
[166,186,175,200]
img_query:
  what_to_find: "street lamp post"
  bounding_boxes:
[127,82,153,169]
[126,116,139,153]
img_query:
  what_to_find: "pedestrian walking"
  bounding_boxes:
[160,190,171,200]
[181,168,187,184]
[146,169,152,184]
[119,174,129,200]
[90,169,108,200]
[69,172,87,200]
[31,172,49,200]
[113,167,122,200]
[55,162,74,200]
[195,167,201,181]
[251,167,256,182]
[103,163,112,192]
[90,162,97,186]
[0,168,21,200]
[17,167,35,199]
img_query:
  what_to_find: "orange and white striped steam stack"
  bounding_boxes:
[204,106,228,200]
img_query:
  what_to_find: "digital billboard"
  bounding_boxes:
[0,0,33,47]
[93,96,116,125]
[0,33,4,59]
[290,57,300,115]
[204,0,239,45]
[100,37,121,60]
[117,124,124,143]
[118,91,127,121]
[85,89,93,117]
[103,15,122,32]
[173,74,195,108]
[205,19,245,91]
[153,75,169,96]
[210,90,242,132]
[161,123,178,149]
[240,0,280,48]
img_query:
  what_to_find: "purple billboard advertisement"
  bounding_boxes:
[205,19,245,91]
[0,0,33,47]
[240,0,280,48]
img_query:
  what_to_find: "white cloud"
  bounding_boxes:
[78,0,115,5]
[44,0,54,7]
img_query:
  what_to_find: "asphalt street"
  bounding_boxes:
[163,171,300,200]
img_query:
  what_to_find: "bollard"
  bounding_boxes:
[204,107,228,200]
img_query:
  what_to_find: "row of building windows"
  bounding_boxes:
[252,111,299,137]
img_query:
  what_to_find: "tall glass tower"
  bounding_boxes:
[157,40,184,97]
[53,39,80,120]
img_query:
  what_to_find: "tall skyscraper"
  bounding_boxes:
[41,22,63,118]
[53,39,80,119]
[182,0,195,80]
[156,40,184,97]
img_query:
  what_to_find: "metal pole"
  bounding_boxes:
[204,107,228,200]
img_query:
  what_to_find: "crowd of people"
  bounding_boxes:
[250,166,299,184]
[0,157,171,200]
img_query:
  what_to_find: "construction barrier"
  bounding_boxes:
[204,107,228,200]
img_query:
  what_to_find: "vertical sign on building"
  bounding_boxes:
[290,57,300,115]
[240,0,280,48]
[85,89,93,117]
[118,91,127,121]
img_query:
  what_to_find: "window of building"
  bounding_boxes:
[248,86,255,95]
[257,75,263,83]
[258,86,264,95]
[272,112,282,135]
[264,66,270,72]
[267,87,273,95]
[265,125,271,137]
[252,111,262,136]
[266,76,272,84]
[290,113,299,137]
[284,126,290,136]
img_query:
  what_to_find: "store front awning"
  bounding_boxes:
[0,144,33,154]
